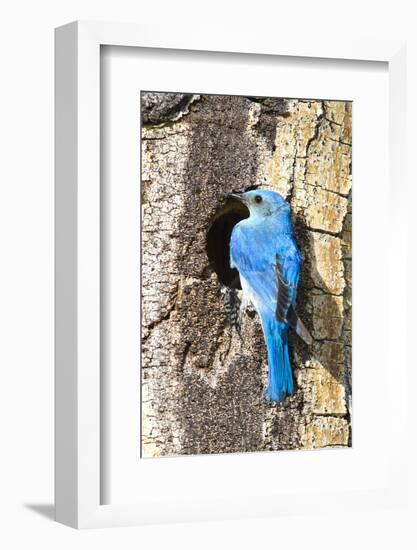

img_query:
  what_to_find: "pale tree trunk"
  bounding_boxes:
[141,93,352,457]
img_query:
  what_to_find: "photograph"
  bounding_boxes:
[0,0,412,542]
[1,3,411,543]
[141,91,352,458]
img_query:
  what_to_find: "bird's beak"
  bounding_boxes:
[231,193,248,204]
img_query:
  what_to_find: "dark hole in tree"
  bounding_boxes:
[206,198,250,289]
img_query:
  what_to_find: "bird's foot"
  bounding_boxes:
[240,297,256,318]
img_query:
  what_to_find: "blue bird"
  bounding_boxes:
[230,189,312,402]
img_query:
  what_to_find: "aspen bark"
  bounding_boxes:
[141,93,352,457]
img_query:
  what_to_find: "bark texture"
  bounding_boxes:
[141,93,352,457]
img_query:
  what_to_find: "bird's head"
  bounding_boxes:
[231,189,290,219]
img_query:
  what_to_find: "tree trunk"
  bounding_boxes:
[141,93,352,457]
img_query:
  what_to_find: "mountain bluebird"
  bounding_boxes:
[230,189,312,402]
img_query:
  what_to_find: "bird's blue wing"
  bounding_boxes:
[276,249,312,344]
[275,246,301,323]
[230,223,301,319]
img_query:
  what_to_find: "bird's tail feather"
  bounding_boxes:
[262,317,294,402]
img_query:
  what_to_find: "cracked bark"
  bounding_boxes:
[141,93,352,457]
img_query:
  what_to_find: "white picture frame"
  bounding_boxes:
[55,20,407,529]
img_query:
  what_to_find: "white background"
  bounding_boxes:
[1,1,416,549]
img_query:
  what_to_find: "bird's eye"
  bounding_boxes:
[254,195,263,204]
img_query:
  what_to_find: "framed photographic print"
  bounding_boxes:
[55,21,407,528]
